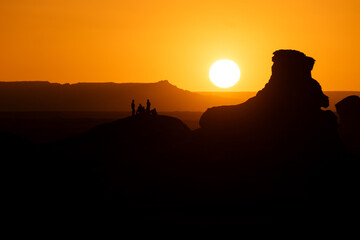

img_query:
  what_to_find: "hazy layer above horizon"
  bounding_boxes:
[0,81,358,113]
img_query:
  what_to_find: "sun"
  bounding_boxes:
[209,59,241,88]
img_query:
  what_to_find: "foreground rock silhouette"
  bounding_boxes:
[200,50,341,152]
[7,50,358,226]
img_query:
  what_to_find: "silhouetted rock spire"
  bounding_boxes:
[256,50,329,112]
[200,50,331,129]
[199,50,340,151]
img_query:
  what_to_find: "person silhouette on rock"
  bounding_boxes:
[131,99,135,116]
[146,99,151,114]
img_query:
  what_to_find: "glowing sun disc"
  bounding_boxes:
[209,59,241,88]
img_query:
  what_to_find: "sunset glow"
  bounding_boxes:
[0,0,358,225]
[0,1,360,91]
[209,60,240,88]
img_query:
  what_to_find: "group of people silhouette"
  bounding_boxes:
[131,99,157,116]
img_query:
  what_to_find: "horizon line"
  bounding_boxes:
[0,80,359,92]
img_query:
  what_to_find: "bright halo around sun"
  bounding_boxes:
[209,59,241,88]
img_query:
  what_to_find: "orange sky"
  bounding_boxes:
[0,0,359,91]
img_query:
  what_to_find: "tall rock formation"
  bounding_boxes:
[199,50,340,150]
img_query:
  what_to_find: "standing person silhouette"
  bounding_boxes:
[131,99,135,116]
[146,99,151,113]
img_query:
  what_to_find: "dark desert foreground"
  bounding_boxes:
[2,50,359,226]
[0,111,203,143]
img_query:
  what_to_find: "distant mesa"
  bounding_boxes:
[0,80,239,112]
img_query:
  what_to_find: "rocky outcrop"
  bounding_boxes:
[255,50,329,112]
[336,95,360,155]
[336,95,360,123]
[199,50,340,149]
